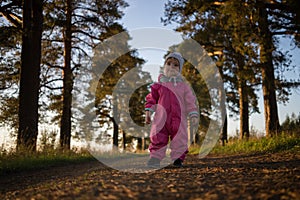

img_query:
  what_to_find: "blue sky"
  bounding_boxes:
[120,0,300,136]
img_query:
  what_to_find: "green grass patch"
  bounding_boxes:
[189,134,300,155]
[0,149,95,175]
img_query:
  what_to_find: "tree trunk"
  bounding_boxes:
[112,96,120,148]
[217,63,228,145]
[258,2,280,137]
[221,114,228,146]
[112,119,119,147]
[122,130,126,150]
[60,0,73,150]
[238,79,249,139]
[236,53,250,139]
[220,91,228,145]
[17,0,43,152]
[137,137,145,151]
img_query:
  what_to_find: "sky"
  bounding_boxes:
[120,0,300,136]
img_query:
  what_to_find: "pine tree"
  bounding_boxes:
[163,0,299,138]
[0,0,22,135]
[163,0,259,140]
[41,0,129,150]
[17,0,43,151]
[94,43,147,149]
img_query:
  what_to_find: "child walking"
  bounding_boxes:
[145,52,199,168]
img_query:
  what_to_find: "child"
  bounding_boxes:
[145,52,199,168]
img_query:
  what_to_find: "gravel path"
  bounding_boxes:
[1,152,299,200]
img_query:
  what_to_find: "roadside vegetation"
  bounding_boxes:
[214,134,299,154]
[189,133,300,155]
[2,133,299,175]
[1,113,299,174]
[190,113,300,155]
[0,149,94,175]
[0,130,94,175]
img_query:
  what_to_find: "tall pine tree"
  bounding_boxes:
[17,0,43,151]
[163,0,299,138]
[42,0,129,150]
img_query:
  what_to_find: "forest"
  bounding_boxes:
[0,0,300,199]
[0,0,299,153]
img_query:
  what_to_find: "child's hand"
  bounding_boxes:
[191,117,199,126]
[145,111,151,124]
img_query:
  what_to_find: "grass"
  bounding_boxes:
[1,135,299,174]
[0,149,95,175]
[189,134,300,155]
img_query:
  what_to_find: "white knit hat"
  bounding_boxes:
[165,52,184,72]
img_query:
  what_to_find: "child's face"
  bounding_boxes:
[164,58,180,77]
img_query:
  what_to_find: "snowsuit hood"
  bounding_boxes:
[158,73,184,86]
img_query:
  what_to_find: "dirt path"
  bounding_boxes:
[1,152,299,200]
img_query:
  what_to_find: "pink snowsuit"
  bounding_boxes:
[145,74,198,161]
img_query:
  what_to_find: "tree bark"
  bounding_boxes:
[112,100,119,148]
[238,79,249,139]
[17,0,43,152]
[137,137,145,151]
[220,96,228,145]
[236,53,250,140]
[122,130,126,150]
[258,2,280,137]
[60,0,73,150]
[221,115,228,146]
[218,62,228,145]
